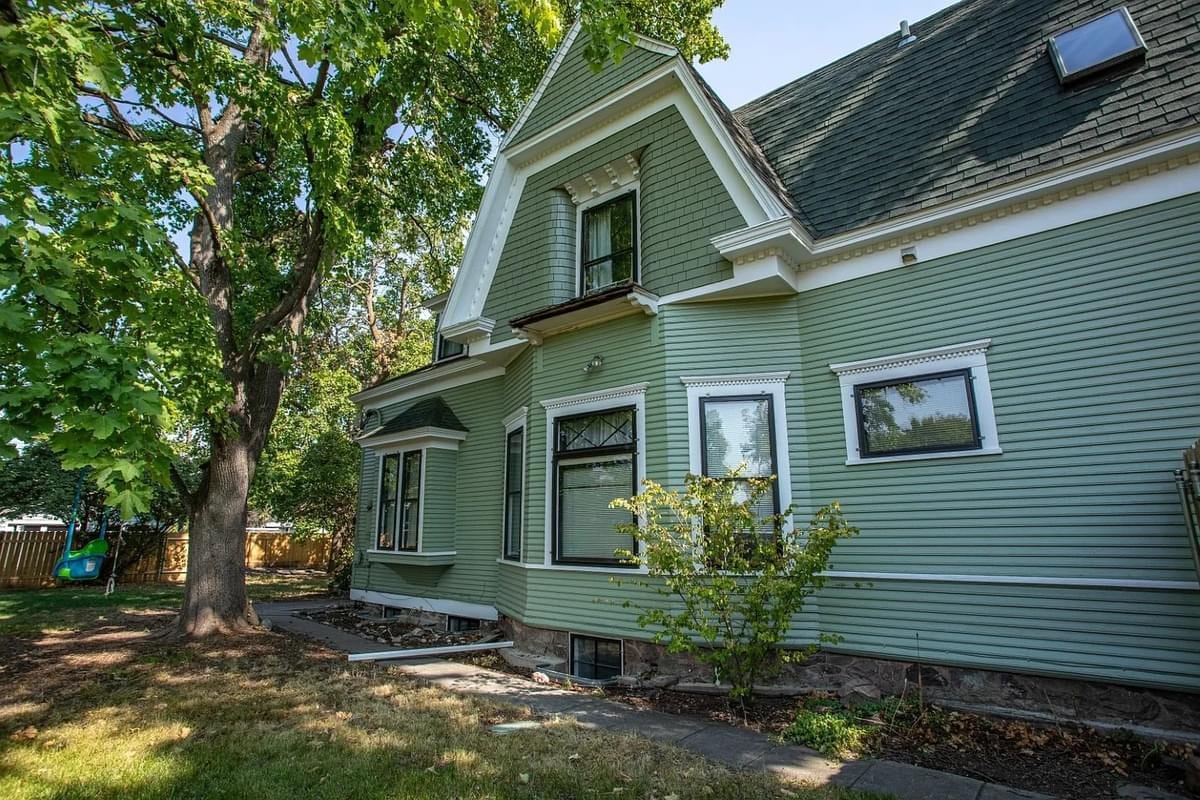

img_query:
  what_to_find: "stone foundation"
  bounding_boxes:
[500,615,1200,738]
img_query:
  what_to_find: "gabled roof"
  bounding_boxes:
[733,0,1200,238]
[377,397,467,434]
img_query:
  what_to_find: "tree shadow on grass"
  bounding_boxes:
[0,624,879,800]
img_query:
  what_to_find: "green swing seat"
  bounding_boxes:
[53,537,109,581]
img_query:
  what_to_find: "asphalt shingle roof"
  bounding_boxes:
[732,0,1200,239]
[377,397,467,434]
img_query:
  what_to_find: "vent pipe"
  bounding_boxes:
[898,20,918,48]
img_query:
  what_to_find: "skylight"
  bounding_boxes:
[1048,7,1147,85]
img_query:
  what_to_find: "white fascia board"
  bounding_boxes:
[357,426,468,452]
[352,358,505,409]
[711,217,813,264]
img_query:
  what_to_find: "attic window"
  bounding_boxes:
[1048,7,1146,85]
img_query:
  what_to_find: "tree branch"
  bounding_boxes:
[169,462,194,512]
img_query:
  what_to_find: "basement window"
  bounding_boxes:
[570,634,623,681]
[1048,7,1146,85]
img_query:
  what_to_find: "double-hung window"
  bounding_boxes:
[700,395,781,543]
[553,407,638,565]
[502,427,524,561]
[376,450,422,551]
[580,192,636,295]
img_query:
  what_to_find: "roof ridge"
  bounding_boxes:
[732,0,977,115]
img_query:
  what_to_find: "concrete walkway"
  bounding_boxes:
[256,600,1054,800]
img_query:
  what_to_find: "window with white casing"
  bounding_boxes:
[682,373,793,536]
[502,407,527,562]
[376,450,423,551]
[541,383,647,568]
[830,340,1002,465]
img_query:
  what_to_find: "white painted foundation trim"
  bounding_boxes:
[822,571,1200,591]
[348,641,514,662]
[349,588,499,621]
[496,558,647,575]
[831,340,1001,466]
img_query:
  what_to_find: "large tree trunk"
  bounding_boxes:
[178,436,260,635]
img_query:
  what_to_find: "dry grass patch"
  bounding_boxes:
[0,599,882,800]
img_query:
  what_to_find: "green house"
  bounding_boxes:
[351,0,1200,716]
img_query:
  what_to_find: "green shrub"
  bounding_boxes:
[611,472,857,706]
[783,699,873,758]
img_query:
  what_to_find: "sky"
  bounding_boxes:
[695,0,960,108]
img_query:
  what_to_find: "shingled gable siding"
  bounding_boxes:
[351,376,506,609]
[482,106,745,342]
[506,32,673,150]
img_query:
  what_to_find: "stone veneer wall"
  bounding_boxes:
[500,615,1200,738]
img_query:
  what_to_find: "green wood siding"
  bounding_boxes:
[352,377,505,609]
[483,107,745,341]
[354,193,1200,691]
[420,448,457,552]
[507,33,672,149]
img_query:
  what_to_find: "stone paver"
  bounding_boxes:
[259,602,1064,800]
[847,759,984,800]
[676,724,775,768]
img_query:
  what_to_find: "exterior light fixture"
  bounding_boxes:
[583,354,604,374]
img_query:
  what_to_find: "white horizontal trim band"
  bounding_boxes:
[540,382,649,411]
[823,571,1199,591]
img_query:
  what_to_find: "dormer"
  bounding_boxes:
[425,291,465,363]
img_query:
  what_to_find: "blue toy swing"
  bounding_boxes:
[52,472,111,582]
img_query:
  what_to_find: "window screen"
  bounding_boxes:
[1048,7,1146,84]
[854,370,981,457]
[503,428,524,561]
[398,451,421,551]
[553,407,637,565]
[700,395,779,540]
[376,454,400,550]
[581,193,636,294]
[570,635,622,680]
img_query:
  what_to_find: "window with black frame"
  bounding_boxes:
[376,453,401,550]
[853,369,982,458]
[397,450,422,551]
[502,427,524,561]
[570,634,622,680]
[553,407,637,565]
[700,396,780,544]
[433,313,465,361]
[580,192,636,295]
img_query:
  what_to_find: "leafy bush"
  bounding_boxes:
[611,472,857,706]
[785,704,870,758]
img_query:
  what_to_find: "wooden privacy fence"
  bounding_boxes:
[0,528,329,589]
[0,529,69,589]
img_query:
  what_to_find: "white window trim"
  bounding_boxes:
[373,449,427,553]
[830,339,1002,466]
[575,182,641,298]
[540,383,648,571]
[502,406,528,562]
[681,373,793,531]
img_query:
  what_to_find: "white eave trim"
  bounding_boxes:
[442,316,495,344]
[357,426,468,451]
[351,358,505,408]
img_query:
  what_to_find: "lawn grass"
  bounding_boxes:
[0,593,879,800]
[0,571,328,637]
